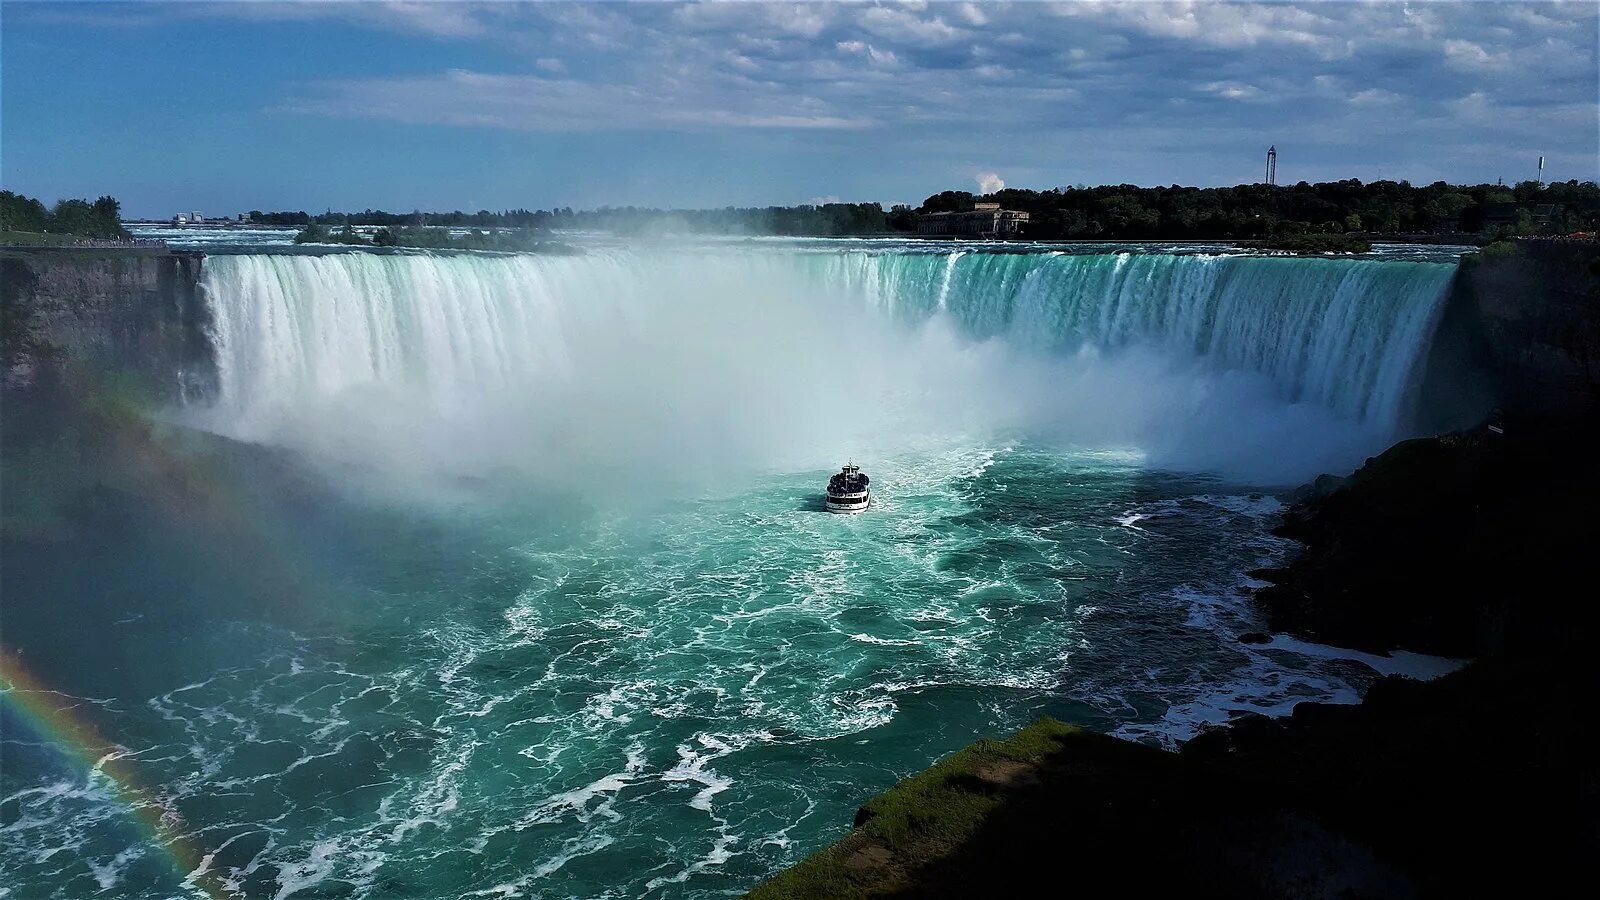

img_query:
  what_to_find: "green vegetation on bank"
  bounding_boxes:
[748,718,1114,899]
[275,202,900,237]
[20,178,1599,247]
[1243,233,1374,254]
[926,178,1599,241]
[292,223,371,246]
[0,231,96,247]
[294,223,579,253]
[256,179,1598,242]
[0,191,130,243]
[1466,239,1521,265]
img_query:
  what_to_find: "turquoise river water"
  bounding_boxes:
[2,240,1466,898]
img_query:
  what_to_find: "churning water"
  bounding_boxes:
[2,242,1462,898]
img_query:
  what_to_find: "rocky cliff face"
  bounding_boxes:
[1261,240,1600,659]
[1253,427,1597,658]
[1421,241,1600,431]
[1,248,215,403]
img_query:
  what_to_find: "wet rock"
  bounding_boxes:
[1180,726,1234,761]
[1288,701,1358,730]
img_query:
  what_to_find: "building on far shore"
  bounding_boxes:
[916,201,1030,237]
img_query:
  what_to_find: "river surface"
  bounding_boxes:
[3,238,1466,898]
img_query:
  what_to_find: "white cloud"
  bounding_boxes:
[954,3,989,28]
[283,70,876,132]
[1442,39,1510,73]
[1199,81,1263,101]
[858,5,965,45]
[975,171,1005,194]
[836,39,899,68]
[236,0,1596,184]
[1349,88,1402,107]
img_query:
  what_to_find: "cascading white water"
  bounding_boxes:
[818,251,1457,426]
[199,247,1457,484]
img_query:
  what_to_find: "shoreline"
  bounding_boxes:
[749,239,1598,897]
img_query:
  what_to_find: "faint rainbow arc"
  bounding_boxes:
[1,648,229,900]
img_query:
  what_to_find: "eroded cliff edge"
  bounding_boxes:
[1,246,215,403]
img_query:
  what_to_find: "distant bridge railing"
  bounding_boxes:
[1516,233,1598,245]
[69,237,169,249]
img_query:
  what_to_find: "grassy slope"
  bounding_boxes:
[748,719,1096,899]
[0,230,91,246]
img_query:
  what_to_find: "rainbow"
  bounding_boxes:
[1,648,228,899]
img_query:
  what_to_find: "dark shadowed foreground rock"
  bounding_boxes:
[749,655,1584,898]
[1255,425,1599,658]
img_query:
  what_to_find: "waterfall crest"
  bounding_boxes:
[199,249,1457,481]
[819,251,1457,426]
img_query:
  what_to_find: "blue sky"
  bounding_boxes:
[4,1,1596,217]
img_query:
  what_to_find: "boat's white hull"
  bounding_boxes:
[825,492,871,513]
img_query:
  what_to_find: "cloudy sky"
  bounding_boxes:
[4,1,1596,216]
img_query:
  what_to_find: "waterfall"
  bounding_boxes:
[198,248,1457,480]
[818,251,1457,426]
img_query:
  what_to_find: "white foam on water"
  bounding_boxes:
[518,748,647,827]
[848,634,922,647]
[271,838,343,900]
[84,845,145,891]
[1257,634,1469,680]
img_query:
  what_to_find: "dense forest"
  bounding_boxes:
[258,179,1598,241]
[923,179,1600,241]
[0,191,130,241]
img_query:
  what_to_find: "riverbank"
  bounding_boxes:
[749,421,1592,897]
[750,653,1579,898]
[749,239,1599,898]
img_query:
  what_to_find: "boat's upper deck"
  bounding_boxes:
[827,469,870,494]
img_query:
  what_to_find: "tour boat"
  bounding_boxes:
[825,463,871,513]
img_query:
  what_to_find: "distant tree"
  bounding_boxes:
[0,191,50,233]
[89,196,127,238]
[887,204,917,231]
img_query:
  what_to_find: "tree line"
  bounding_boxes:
[266,202,904,237]
[924,179,1599,241]
[261,179,1598,241]
[0,191,130,240]
[9,178,1598,246]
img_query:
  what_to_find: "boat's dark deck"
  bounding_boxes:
[827,471,870,494]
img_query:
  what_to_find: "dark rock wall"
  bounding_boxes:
[1422,241,1600,430]
[1,249,214,403]
[1267,241,1600,659]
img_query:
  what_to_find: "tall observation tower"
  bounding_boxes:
[1265,145,1278,186]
